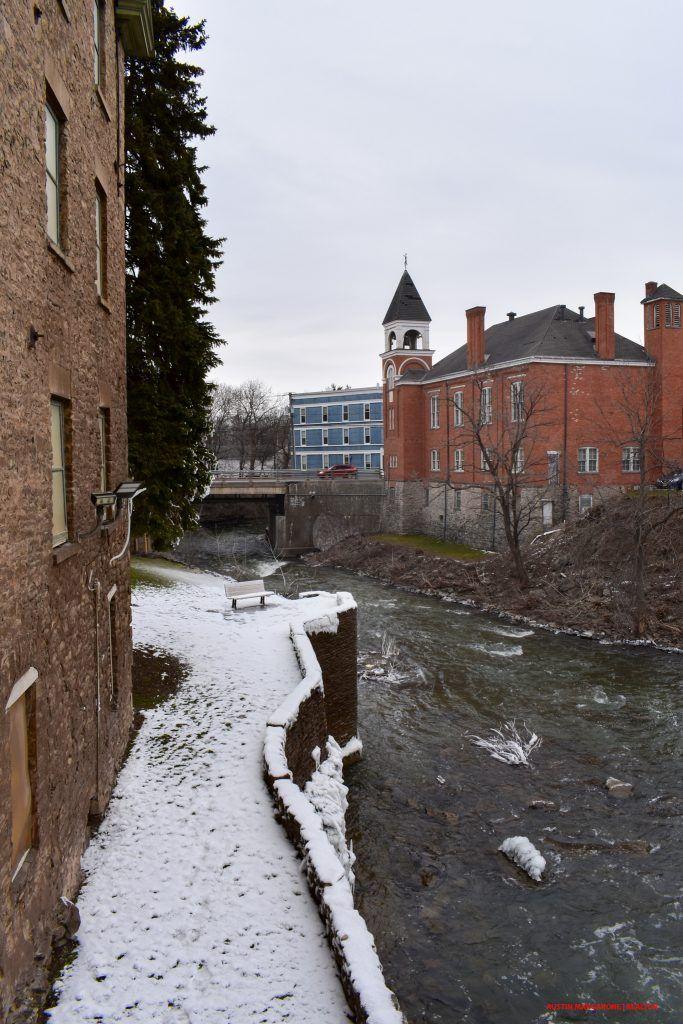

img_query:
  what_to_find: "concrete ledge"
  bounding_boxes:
[263,592,404,1024]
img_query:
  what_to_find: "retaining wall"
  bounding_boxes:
[263,594,403,1024]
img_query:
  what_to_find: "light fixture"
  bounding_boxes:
[110,481,146,565]
[91,491,117,511]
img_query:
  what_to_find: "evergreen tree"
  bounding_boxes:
[125,1,222,547]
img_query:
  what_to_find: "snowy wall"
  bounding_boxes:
[264,592,404,1024]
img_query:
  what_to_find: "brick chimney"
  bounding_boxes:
[466,306,486,368]
[645,281,657,298]
[594,292,615,360]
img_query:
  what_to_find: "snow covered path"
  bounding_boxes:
[48,562,351,1024]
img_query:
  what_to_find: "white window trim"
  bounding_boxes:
[300,454,308,470]
[430,449,440,471]
[430,394,440,429]
[579,494,593,514]
[454,448,464,472]
[578,446,599,473]
[322,428,328,445]
[364,453,372,469]
[452,390,464,426]
[363,403,371,420]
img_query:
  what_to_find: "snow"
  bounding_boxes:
[468,720,542,766]
[305,738,356,886]
[499,836,547,882]
[47,565,353,1024]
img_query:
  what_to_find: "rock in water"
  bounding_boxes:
[605,776,633,798]
[499,835,546,881]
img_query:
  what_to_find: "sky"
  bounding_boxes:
[172,0,683,395]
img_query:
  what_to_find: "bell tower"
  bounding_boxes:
[381,267,433,386]
[642,281,683,472]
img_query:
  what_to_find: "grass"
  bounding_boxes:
[370,533,487,561]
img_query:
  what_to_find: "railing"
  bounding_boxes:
[211,468,384,483]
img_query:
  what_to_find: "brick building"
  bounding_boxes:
[0,2,152,1019]
[381,271,683,549]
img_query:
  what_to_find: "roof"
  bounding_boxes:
[383,271,431,326]
[641,283,683,304]
[411,305,650,383]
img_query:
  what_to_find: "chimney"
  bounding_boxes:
[466,306,486,368]
[578,305,585,320]
[594,292,615,360]
[507,311,516,321]
[645,281,657,298]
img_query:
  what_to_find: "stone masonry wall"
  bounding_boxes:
[0,3,135,1019]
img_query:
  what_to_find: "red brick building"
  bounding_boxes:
[381,272,683,548]
[0,2,152,1019]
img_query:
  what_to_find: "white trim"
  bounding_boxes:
[420,353,652,385]
[397,356,431,372]
[290,387,383,400]
[6,666,38,710]
[107,584,117,602]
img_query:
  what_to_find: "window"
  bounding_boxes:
[665,303,672,327]
[622,446,641,473]
[548,451,560,486]
[364,403,371,420]
[342,404,349,421]
[674,304,681,328]
[322,406,328,423]
[300,407,307,424]
[388,407,395,430]
[664,302,681,328]
[322,453,329,469]
[454,448,464,472]
[430,449,440,471]
[343,453,351,465]
[364,453,372,469]
[322,428,328,446]
[510,381,524,422]
[95,187,106,297]
[98,408,109,491]
[482,490,492,512]
[364,427,371,444]
[579,494,593,515]
[513,447,525,473]
[480,447,493,471]
[300,454,308,470]
[7,669,36,878]
[430,394,440,429]
[480,386,492,425]
[343,427,349,445]
[386,365,395,390]
[300,430,307,447]
[51,399,68,546]
[108,587,118,706]
[578,447,598,473]
[453,391,463,426]
[653,304,660,328]
[45,103,61,245]
[453,489,462,511]
[94,0,103,86]
[389,454,398,468]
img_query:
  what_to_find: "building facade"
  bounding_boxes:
[0,2,152,1019]
[290,388,384,472]
[381,271,683,549]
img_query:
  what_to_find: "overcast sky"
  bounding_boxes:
[173,0,683,395]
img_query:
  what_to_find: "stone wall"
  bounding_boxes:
[264,595,403,1024]
[0,4,137,1019]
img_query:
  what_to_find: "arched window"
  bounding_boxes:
[387,331,396,350]
[403,329,421,350]
[386,364,395,390]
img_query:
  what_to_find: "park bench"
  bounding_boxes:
[224,579,273,609]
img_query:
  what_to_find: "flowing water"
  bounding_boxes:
[175,527,683,1023]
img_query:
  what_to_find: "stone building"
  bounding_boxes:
[381,271,683,549]
[0,1,152,1018]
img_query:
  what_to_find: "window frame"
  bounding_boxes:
[300,429,307,447]
[51,398,68,547]
[343,427,349,445]
[364,427,371,445]
[454,448,464,472]
[430,448,440,471]
[453,488,462,511]
[430,394,440,429]
[98,407,109,491]
[578,446,599,474]
[300,453,308,471]
[322,428,328,446]
[510,380,524,422]
[95,185,106,297]
[364,403,371,421]
[93,0,104,86]
[480,385,493,425]
[342,404,349,422]
[579,493,593,515]
[621,446,641,473]
[364,453,372,470]
[453,390,463,426]
[299,407,307,424]
[45,102,61,246]
[653,304,660,328]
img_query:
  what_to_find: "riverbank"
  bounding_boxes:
[305,500,682,650]
[46,563,356,1024]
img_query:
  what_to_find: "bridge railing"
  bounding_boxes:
[211,468,385,483]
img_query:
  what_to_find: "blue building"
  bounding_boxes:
[290,387,383,472]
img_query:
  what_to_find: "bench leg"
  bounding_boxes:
[232,599,237,610]
[260,595,265,606]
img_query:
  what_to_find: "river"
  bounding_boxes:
[173,526,683,1023]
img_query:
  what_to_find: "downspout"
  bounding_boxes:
[562,365,569,520]
[110,489,146,565]
[87,571,101,814]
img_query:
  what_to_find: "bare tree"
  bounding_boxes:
[209,380,291,473]
[454,375,555,588]
[599,368,683,635]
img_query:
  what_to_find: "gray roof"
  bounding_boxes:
[383,271,431,326]
[412,305,650,383]
[641,283,683,304]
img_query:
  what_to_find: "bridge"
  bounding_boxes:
[203,473,386,557]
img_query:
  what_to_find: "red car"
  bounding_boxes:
[317,463,358,478]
